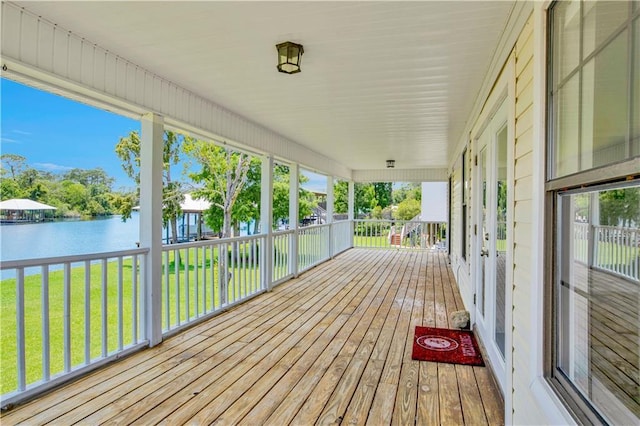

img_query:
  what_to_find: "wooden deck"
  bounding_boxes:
[1,249,504,425]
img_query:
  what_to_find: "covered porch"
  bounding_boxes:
[0,249,503,425]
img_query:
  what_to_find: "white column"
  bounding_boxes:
[327,176,334,257]
[289,163,299,277]
[139,113,164,347]
[348,181,355,248]
[260,156,274,290]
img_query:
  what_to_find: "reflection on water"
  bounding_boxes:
[0,215,140,278]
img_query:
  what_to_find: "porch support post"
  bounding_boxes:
[587,192,599,269]
[348,181,355,248]
[289,163,299,277]
[261,155,274,291]
[326,175,334,257]
[139,112,164,347]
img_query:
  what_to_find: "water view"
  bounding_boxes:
[0,214,140,263]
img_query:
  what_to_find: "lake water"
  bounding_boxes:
[0,214,141,263]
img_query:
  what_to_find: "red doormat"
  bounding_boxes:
[412,326,485,366]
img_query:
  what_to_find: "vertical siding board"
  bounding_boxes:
[68,36,83,83]
[20,12,38,65]
[52,29,69,77]
[135,67,144,105]
[125,63,136,103]
[81,42,94,85]
[167,83,176,118]
[94,50,106,92]
[153,77,162,111]
[104,54,117,95]
[115,58,127,99]
[1,5,22,59]
[36,21,54,72]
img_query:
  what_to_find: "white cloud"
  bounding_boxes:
[34,162,74,172]
[1,137,20,143]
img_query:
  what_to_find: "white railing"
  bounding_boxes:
[161,234,265,335]
[572,222,639,282]
[273,230,294,284]
[0,248,149,407]
[573,222,589,264]
[354,219,447,250]
[594,225,639,282]
[298,223,331,273]
[332,220,352,256]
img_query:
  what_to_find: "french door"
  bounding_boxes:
[475,99,508,392]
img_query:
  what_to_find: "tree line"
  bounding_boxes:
[1,153,126,218]
[1,132,426,241]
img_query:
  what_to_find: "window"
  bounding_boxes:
[547,1,640,424]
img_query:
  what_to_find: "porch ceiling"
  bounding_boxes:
[12,1,516,173]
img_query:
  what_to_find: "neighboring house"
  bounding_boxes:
[1,1,638,424]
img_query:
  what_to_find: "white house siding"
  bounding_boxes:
[449,154,473,310]
[0,2,351,181]
[511,14,540,424]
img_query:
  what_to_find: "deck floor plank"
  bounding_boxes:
[1,249,505,426]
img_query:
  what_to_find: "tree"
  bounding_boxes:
[334,180,349,215]
[599,187,640,227]
[354,183,376,217]
[393,182,421,204]
[395,198,421,220]
[373,182,392,209]
[115,130,185,243]
[183,140,251,238]
[1,154,27,179]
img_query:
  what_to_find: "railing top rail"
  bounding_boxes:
[593,224,639,232]
[354,219,446,225]
[161,233,266,251]
[273,229,296,237]
[0,247,150,270]
[299,223,331,231]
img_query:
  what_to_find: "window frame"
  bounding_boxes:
[545,1,640,424]
[461,148,468,261]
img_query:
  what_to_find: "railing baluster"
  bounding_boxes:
[132,254,138,343]
[16,268,26,391]
[185,248,190,322]
[118,257,124,351]
[42,266,50,381]
[164,250,170,331]
[175,249,181,326]
[243,242,247,297]
[64,262,71,372]
[210,246,215,310]
[195,247,199,318]
[101,259,108,358]
[84,261,90,365]
[202,247,207,314]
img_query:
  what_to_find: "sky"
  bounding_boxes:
[1,78,140,190]
[0,78,327,193]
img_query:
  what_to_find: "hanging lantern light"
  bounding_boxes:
[386,160,395,168]
[276,41,304,74]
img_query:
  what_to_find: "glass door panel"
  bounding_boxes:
[495,125,508,358]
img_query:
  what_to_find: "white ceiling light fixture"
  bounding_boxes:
[386,160,395,168]
[276,41,304,74]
